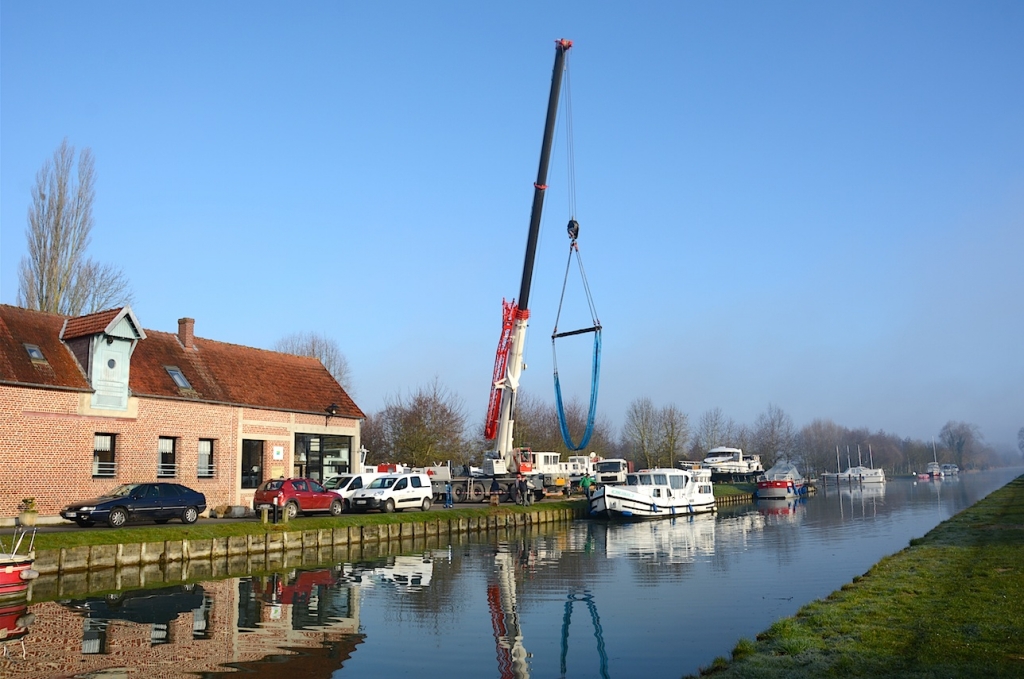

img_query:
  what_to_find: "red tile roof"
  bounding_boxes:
[61,308,122,340]
[0,305,91,390]
[0,304,363,419]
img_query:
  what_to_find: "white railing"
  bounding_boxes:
[92,460,116,478]
[197,465,216,479]
[157,462,178,478]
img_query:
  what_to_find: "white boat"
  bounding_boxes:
[756,461,807,499]
[941,464,959,476]
[589,467,716,520]
[926,461,943,478]
[835,466,886,483]
[701,447,763,477]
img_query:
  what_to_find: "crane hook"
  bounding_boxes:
[567,219,579,242]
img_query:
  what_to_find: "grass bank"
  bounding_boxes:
[21,500,587,552]
[690,475,1024,679]
[714,482,757,497]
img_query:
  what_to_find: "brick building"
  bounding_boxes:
[0,304,364,521]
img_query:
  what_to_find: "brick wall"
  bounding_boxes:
[0,385,360,518]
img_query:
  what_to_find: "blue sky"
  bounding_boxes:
[2,2,1022,450]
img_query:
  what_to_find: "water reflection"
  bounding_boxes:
[2,470,1020,679]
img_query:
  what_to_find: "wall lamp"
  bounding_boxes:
[325,403,339,426]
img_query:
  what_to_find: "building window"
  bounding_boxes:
[295,434,352,481]
[24,343,46,363]
[164,366,192,389]
[158,437,177,477]
[241,440,264,489]
[93,433,116,478]
[198,439,215,478]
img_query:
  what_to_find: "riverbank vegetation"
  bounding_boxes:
[689,475,1024,678]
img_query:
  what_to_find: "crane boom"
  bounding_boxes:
[485,39,572,475]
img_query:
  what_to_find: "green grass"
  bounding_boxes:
[714,483,757,497]
[688,475,1024,679]
[21,500,586,552]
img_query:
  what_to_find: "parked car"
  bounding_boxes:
[252,478,343,519]
[60,483,207,528]
[323,472,382,511]
[349,473,433,513]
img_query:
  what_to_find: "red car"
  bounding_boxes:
[252,478,343,519]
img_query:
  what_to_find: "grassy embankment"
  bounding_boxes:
[714,482,757,498]
[690,475,1024,679]
[21,499,587,552]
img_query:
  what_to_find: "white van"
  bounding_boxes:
[324,472,382,511]
[349,473,433,513]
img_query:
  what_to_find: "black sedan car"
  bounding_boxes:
[61,483,207,528]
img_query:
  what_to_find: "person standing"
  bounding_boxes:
[490,476,501,505]
[518,475,532,506]
[444,480,453,508]
[581,473,593,499]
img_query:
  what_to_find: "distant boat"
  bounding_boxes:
[941,464,959,477]
[700,446,763,480]
[756,461,807,499]
[832,466,886,484]
[926,461,943,478]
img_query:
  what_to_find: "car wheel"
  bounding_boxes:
[421,497,432,512]
[75,518,95,528]
[182,506,199,524]
[285,501,299,520]
[107,507,128,528]
[384,499,395,513]
[329,500,343,516]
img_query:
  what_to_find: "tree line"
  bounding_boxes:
[358,380,1021,475]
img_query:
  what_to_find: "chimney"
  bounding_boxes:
[178,317,195,349]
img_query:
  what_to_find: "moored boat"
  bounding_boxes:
[926,461,943,479]
[0,527,38,601]
[589,467,715,520]
[835,466,886,484]
[756,461,807,498]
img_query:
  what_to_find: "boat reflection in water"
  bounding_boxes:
[756,496,808,524]
[598,513,716,565]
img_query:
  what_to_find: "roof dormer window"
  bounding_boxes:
[165,366,192,389]
[24,343,46,363]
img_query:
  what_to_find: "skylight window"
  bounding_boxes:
[165,366,192,389]
[24,344,46,362]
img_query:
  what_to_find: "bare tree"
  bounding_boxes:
[371,378,468,467]
[689,407,735,460]
[656,404,689,469]
[17,139,132,315]
[939,421,982,470]
[622,397,659,469]
[275,331,352,392]
[797,418,847,476]
[752,403,795,468]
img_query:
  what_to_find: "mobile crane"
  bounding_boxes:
[482,38,572,480]
[428,39,574,505]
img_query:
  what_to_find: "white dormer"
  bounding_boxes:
[60,306,146,411]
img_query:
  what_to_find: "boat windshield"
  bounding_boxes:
[637,475,653,485]
[653,474,668,485]
[625,475,639,486]
[669,475,687,489]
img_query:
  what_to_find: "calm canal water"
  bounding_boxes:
[5,468,1020,679]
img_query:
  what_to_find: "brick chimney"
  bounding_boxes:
[178,317,196,349]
